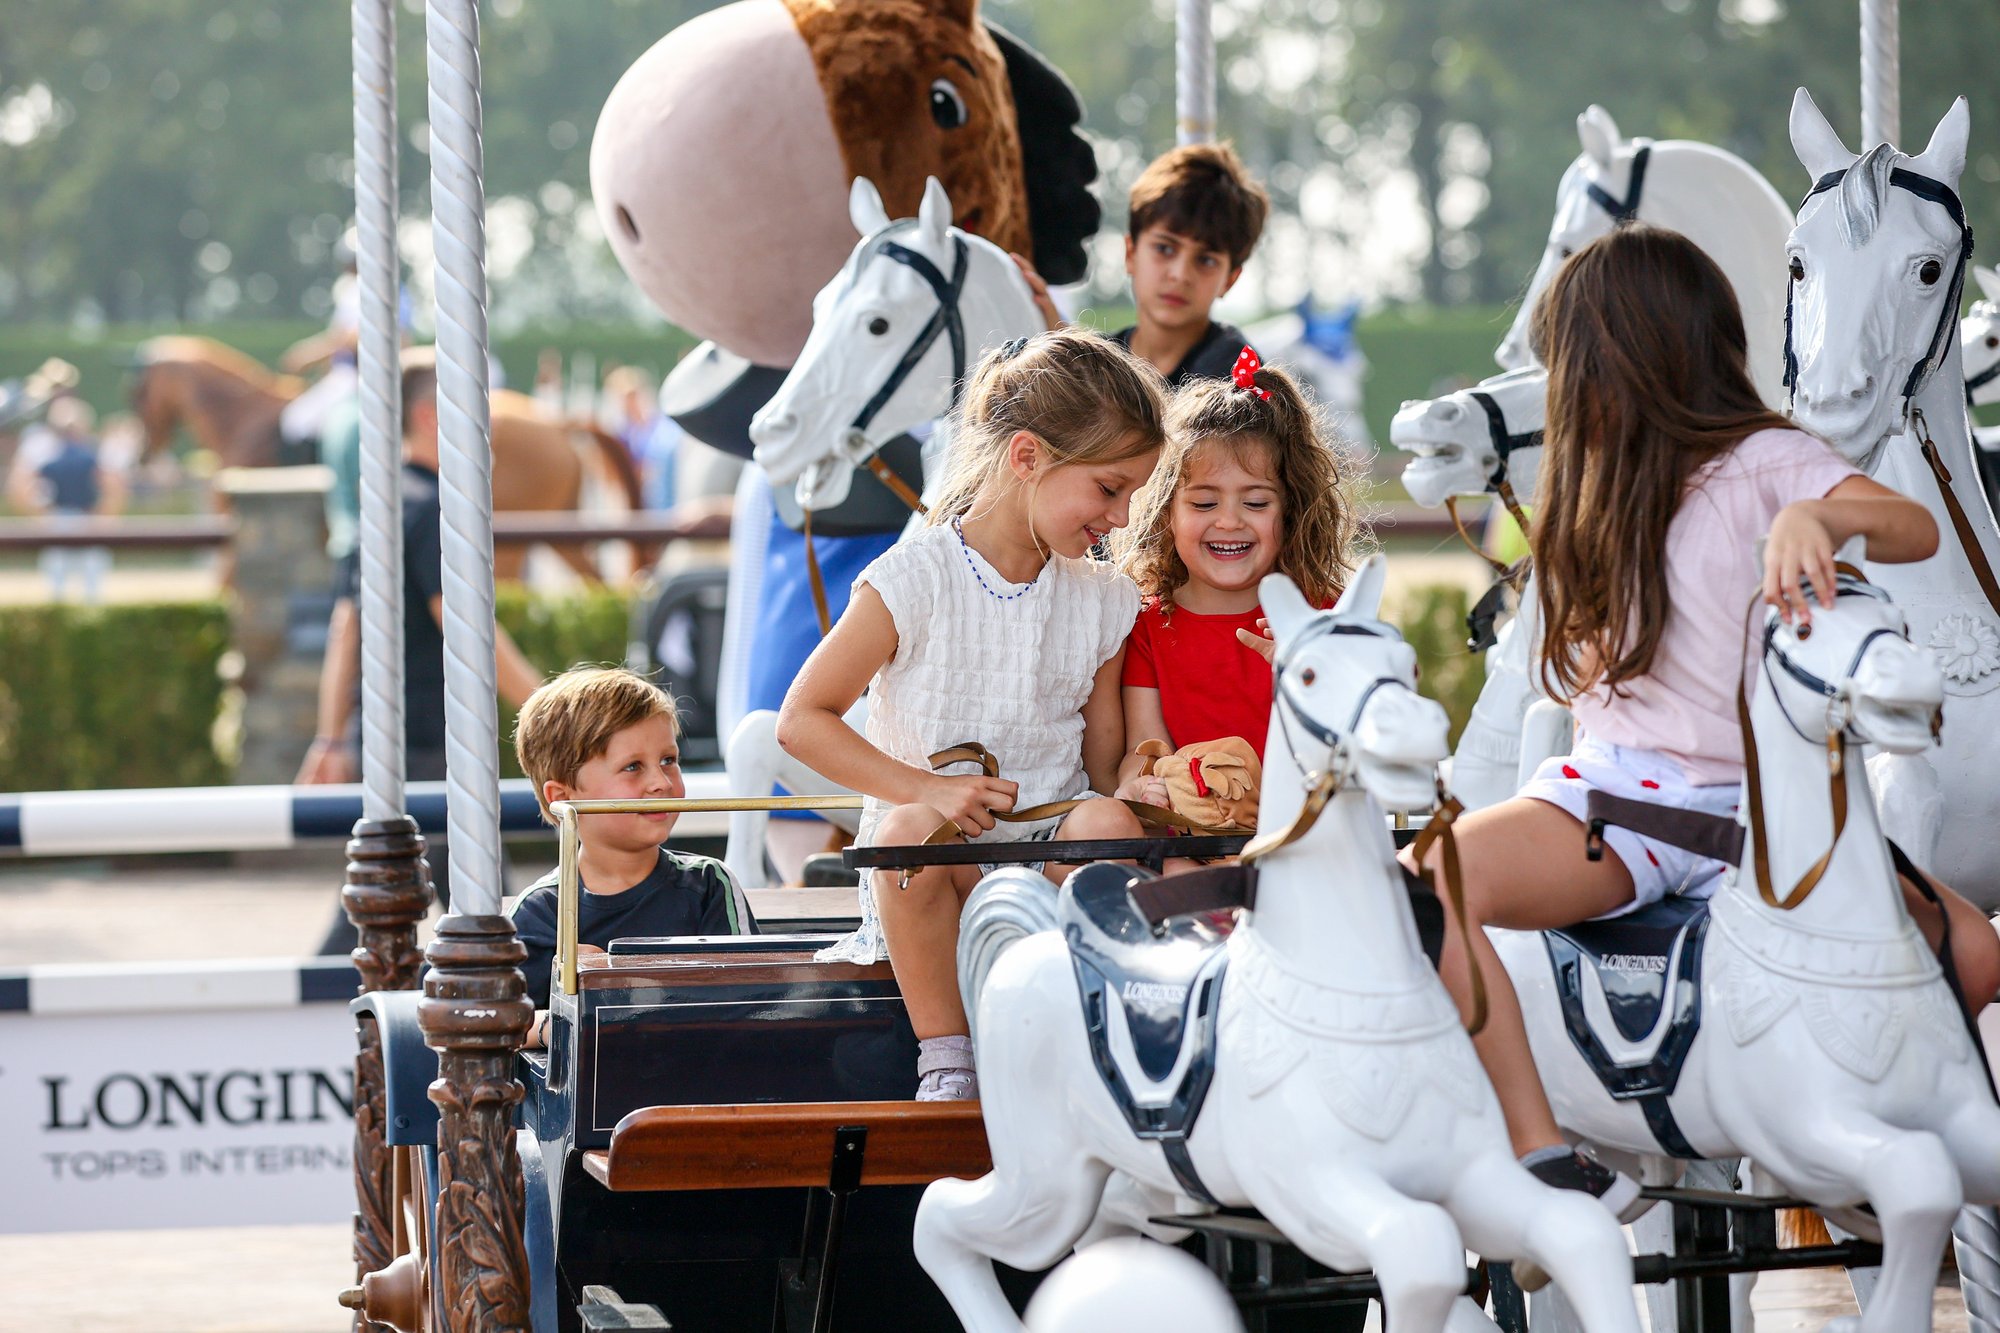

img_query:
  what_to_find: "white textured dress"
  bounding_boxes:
[815,520,1140,963]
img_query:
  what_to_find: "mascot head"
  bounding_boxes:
[590,0,1097,367]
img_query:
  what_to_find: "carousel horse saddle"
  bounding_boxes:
[1060,862,1230,1202]
[1543,895,1711,1158]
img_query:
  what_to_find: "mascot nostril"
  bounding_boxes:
[590,0,1098,368]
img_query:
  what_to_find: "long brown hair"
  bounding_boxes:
[1116,358,1356,611]
[1532,224,1791,699]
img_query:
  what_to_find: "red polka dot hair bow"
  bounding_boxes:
[1232,346,1271,399]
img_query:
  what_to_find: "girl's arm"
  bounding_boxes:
[1080,648,1129,795]
[1766,474,1940,622]
[775,584,1018,836]
[1115,685,1173,796]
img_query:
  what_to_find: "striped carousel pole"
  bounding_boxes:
[417,0,533,1327]
[1175,0,1215,146]
[339,0,431,1324]
[1858,0,1899,149]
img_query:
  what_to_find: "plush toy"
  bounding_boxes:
[590,0,1098,367]
[1135,738,1263,832]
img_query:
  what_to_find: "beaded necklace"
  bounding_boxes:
[952,516,1043,603]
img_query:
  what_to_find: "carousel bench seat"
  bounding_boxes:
[582,1100,991,1192]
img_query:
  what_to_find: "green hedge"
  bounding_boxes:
[1391,582,1487,748]
[0,601,233,792]
[494,585,634,779]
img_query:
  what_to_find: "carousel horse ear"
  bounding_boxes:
[1260,574,1317,648]
[849,177,893,238]
[1330,552,1389,623]
[918,176,954,248]
[1910,96,1971,187]
[1974,265,2000,305]
[1576,105,1620,170]
[1790,88,1854,181]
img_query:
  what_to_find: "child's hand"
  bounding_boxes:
[1009,253,1063,331]
[1114,773,1171,808]
[923,773,1019,838]
[1236,617,1277,664]
[1765,502,1840,626]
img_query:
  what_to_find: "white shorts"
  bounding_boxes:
[1517,736,1741,916]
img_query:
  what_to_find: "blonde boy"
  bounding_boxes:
[510,668,747,1016]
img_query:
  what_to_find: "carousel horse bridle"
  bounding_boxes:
[1966,301,2000,406]
[799,233,964,632]
[1779,167,2000,626]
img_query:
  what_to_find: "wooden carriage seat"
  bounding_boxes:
[583,1100,991,1192]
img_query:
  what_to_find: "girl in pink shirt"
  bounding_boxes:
[1403,224,1996,1217]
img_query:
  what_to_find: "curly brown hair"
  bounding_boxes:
[1114,360,1357,611]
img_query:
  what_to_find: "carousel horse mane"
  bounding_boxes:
[1835,142,1899,248]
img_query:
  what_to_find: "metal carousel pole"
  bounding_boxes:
[1175,0,1215,146]
[341,0,431,1326]
[417,0,533,1327]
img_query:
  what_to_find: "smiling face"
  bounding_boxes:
[547,714,688,855]
[1171,439,1282,607]
[1023,438,1160,560]
[1125,225,1240,337]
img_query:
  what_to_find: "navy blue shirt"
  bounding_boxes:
[509,849,744,1008]
[38,439,100,513]
[1110,321,1254,387]
[337,462,447,752]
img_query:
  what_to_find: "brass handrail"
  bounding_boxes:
[549,795,866,996]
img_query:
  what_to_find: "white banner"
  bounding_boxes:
[0,1003,358,1234]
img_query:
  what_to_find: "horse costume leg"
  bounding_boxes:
[1443,1150,1642,1333]
[1247,1157,1467,1333]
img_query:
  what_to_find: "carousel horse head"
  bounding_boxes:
[1494,105,1794,408]
[1756,540,1944,757]
[1261,556,1450,812]
[589,0,1096,368]
[1390,364,1545,509]
[1961,264,2000,409]
[1785,89,1973,466]
[748,175,1039,509]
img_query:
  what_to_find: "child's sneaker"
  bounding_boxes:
[915,1035,978,1102]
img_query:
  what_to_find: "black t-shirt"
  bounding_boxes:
[509,848,745,1007]
[338,462,447,752]
[1109,321,1255,388]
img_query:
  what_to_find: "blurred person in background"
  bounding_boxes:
[7,395,125,604]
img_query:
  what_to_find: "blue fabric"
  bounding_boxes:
[39,440,99,513]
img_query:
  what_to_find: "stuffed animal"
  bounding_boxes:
[1135,738,1262,832]
[590,0,1098,367]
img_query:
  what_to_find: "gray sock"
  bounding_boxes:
[917,1034,974,1074]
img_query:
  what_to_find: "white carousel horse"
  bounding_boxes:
[748,174,1043,517]
[1783,89,2000,910]
[1961,267,2000,513]
[1391,108,1796,811]
[1023,1239,1243,1333]
[1492,549,2000,1333]
[722,177,1043,885]
[916,558,1644,1333]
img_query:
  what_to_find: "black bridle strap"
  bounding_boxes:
[1966,357,2000,406]
[1584,143,1651,222]
[1784,165,1975,406]
[848,238,969,436]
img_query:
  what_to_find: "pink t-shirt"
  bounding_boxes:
[1568,428,1859,785]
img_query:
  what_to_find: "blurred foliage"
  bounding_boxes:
[494,582,633,779]
[0,600,232,791]
[9,0,2000,326]
[1390,580,1485,746]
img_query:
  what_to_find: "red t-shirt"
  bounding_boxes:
[1122,601,1273,756]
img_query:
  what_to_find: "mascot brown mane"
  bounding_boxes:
[590,0,1096,367]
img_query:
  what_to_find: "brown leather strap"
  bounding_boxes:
[1407,795,1487,1036]
[1583,790,1746,867]
[1445,496,1515,580]
[802,506,832,636]
[915,742,1226,847]
[1915,410,2000,619]
[864,453,929,516]
[1494,478,1533,543]
[1239,770,1340,862]
[1133,863,1260,924]
[1736,596,1848,911]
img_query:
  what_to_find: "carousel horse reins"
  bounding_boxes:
[912,741,1225,853]
[1779,166,2000,620]
[800,234,964,633]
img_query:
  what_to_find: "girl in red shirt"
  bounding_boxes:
[1112,349,1358,802]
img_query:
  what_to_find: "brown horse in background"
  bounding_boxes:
[130,335,647,579]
